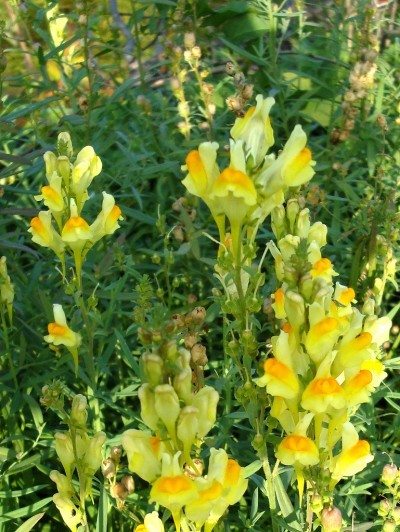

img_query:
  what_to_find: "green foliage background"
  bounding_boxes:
[0,0,399,530]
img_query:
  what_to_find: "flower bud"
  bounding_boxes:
[184,333,198,349]
[173,368,193,402]
[321,507,342,532]
[177,406,199,458]
[142,353,164,386]
[57,156,71,183]
[57,132,73,158]
[121,475,135,494]
[83,431,106,476]
[43,151,57,178]
[54,433,75,478]
[296,208,311,238]
[381,464,398,487]
[101,458,116,479]
[393,507,400,525]
[49,470,74,498]
[271,205,287,240]
[378,499,391,517]
[70,394,88,428]
[138,384,159,431]
[154,384,181,438]
[286,199,300,232]
[190,386,219,438]
[284,291,306,328]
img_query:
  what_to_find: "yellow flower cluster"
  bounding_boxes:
[182,95,316,253]
[121,328,248,531]
[256,199,391,501]
[50,395,106,532]
[28,132,122,277]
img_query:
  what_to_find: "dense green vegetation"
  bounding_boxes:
[0,1,399,531]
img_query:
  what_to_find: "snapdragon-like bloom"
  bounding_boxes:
[90,192,122,243]
[61,199,93,251]
[230,95,275,167]
[255,357,299,399]
[29,210,65,255]
[331,423,373,484]
[258,125,315,190]
[181,142,219,202]
[122,430,165,483]
[44,304,81,368]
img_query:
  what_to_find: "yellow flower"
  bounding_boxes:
[35,173,65,214]
[331,423,373,483]
[333,331,373,374]
[187,448,248,532]
[310,258,338,283]
[138,383,159,431]
[90,192,122,243]
[343,369,374,407]
[44,304,81,368]
[181,142,219,201]
[360,358,387,387]
[301,376,346,413]
[305,317,341,364]
[121,429,165,483]
[255,357,299,399]
[29,211,65,255]
[258,125,315,189]
[135,512,164,532]
[230,94,275,167]
[334,284,356,306]
[61,200,93,250]
[209,167,257,226]
[188,386,219,439]
[150,452,198,513]
[272,288,286,319]
[276,434,319,467]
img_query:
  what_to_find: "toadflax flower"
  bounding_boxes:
[44,303,81,368]
[29,210,65,256]
[230,94,275,167]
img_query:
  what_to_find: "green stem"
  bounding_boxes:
[1,306,18,389]
[262,453,279,532]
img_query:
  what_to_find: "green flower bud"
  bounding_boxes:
[49,470,74,498]
[284,290,305,328]
[138,384,159,431]
[57,132,73,158]
[189,386,219,438]
[70,394,88,428]
[43,151,58,178]
[177,406,199,460]
[154,384,181,439]
[142,353,164,387]
[54,432,75,479]
[83,431,106,475]
[271,205,286,239]
[378,499,391,517]
[57,156,71,183]
[173,368,193,402]
[287,199,300,232]
[296,208,311,238]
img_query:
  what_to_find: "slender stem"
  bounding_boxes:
[1,306,18,388]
